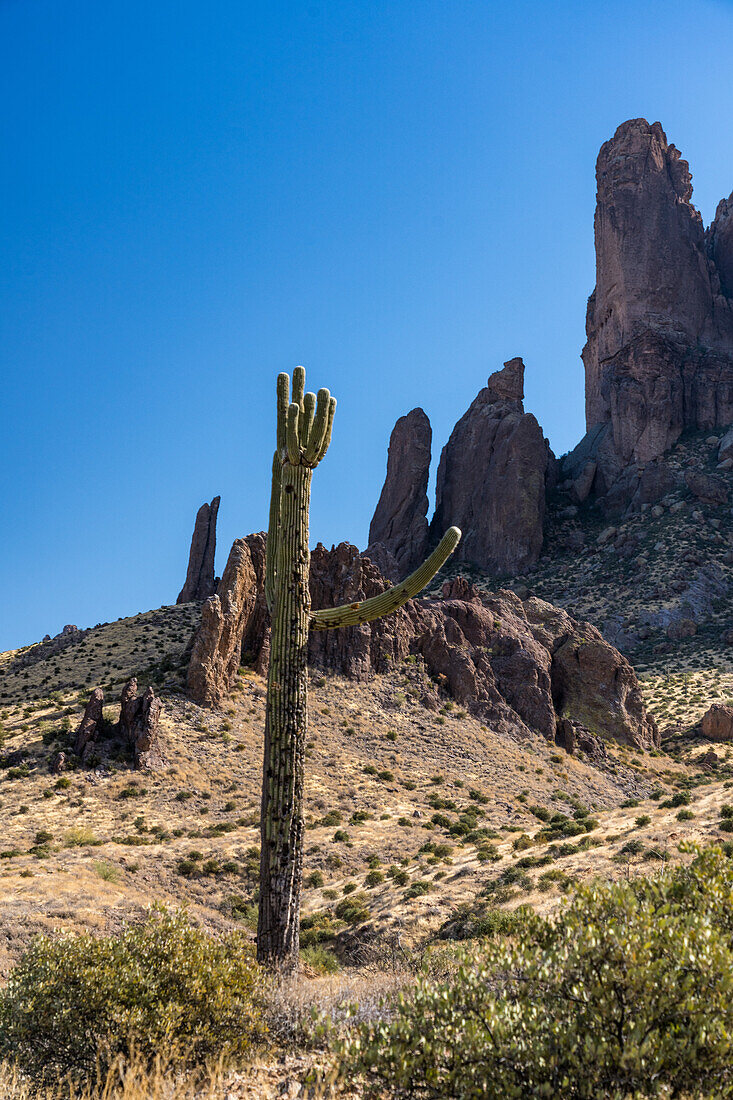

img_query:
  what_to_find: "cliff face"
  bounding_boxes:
[367,407,431,579]
[431,359,554,575]
[578,119,733,502]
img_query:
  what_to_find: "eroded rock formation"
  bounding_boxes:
[74,687,104,759]
[574,119,733,506]
[431,358,554,574]
[186,534,264,706]
[118,677,164,769]
[188,536,658,751]
[177,496,220,603]
[367,408,431,579]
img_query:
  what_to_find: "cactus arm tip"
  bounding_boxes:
[309,525,461,631]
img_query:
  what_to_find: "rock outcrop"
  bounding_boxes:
[700,703,733,742]
[177,496,220,604]
[577,119,733,506]
[74,687,104,759]
[367,408,431,579]
[188,536,658,751]
[186,534,265,706]
[118,678,164,769]
[431,359,554,574]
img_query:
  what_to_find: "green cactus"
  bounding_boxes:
[258,368,460,966]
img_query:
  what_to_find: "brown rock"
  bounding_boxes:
[707,192,733,300]
[186,535,261,705]
[74,687,104,758]
[666,618,697,641]
[701,703,733,742]
[367,408,431,578]
[50,751,66,774]
[684,469,729,506]
[201,535,657,751]
[581,119,733,504]
[118,677,164,769]
[177,496,220,603]
[431,358,553,574]
[524,597,659,750]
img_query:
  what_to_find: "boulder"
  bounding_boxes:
[367,408,431,578]
[430,358,553,574]
[667,619,697,641]
[177,496,220,603]
[684,469,729,506]
[118,678,164,769]
[701,703,733,742]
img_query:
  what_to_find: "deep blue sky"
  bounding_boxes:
[3,0,733,650]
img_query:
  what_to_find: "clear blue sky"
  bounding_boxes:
[3,0,733,650]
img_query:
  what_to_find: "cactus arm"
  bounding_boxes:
[304,387,331,465]
[301,391,316,448]
[276,373,290,454]
[315,396,337,464]
[286,403,301,464]
[310,526,461,631]
[291,365,305,409]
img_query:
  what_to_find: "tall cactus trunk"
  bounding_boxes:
[258,462,312,966]
[257,367,460,968]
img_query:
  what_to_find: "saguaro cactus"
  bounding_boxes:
[258,368,460,966]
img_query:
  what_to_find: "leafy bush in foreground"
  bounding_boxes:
[344,846,733,1099]
[0,905,266,1079]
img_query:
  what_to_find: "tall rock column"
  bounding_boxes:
[177,496,220,603]
[578,118,733,500]
[366,407,431,578]
[431,358,553,575]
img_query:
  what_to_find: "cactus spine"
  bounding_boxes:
[258,368,460,967]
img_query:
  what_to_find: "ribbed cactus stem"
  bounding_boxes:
[258,458,313,966]
[259,367,460,968]
[310,526,461,631]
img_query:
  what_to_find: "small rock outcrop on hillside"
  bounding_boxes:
[430,358,554,574]
[367,408,431,579]
[700,703,733,742]
[177,496,221,603]
[74,687,104,759]
[118,678,164,770]
[187,536,658,751]
[574,119,733,507]
[187,534,266,706]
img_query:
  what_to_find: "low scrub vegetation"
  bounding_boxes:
[343,846,733,1098]
[0,906,266,1080]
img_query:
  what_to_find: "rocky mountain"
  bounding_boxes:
[568,118,733,509]
[370,118,733,576]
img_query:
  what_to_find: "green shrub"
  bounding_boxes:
[301,944,340,974]
[0,905,266,1078]
[334,893,370,924]
[344,846,733,1099]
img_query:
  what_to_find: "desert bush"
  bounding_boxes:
[0,905,266,1080]
[344,846,733,1098]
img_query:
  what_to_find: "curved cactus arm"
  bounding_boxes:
[310,526,461,632]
